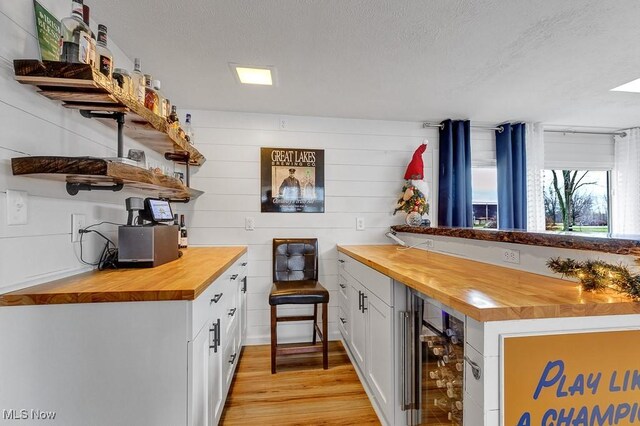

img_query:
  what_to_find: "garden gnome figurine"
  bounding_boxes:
[404,141,427,180]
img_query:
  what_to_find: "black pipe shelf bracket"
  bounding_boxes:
[66,182,124,196]
[79,110,126,158]
[164,151,191,188]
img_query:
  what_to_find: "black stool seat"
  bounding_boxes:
[269,280,329,305]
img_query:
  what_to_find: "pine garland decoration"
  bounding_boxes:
[393,182,429,216]
[546,257,640,300]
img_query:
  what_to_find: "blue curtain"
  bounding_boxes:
[438,119,473,227]
[496,123,527,230]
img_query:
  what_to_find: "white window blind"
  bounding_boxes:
[470,129,496,167]
[544,133,614,170]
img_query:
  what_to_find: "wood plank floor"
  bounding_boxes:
[220,341,380,425]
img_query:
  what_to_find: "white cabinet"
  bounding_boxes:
[365,292,394,418]
[348,277,367,367]
[338,252,400,425]
[188,254,248,426]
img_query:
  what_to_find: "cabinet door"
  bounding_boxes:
[189,325,209,426]
[208,322,223,426]
[365,293,394,421]
[348,279,366,368]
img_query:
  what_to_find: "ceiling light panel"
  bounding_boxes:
[231,64,275,86]
[611,78,640,93]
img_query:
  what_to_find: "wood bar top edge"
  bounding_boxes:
[337,244,640,322]
[0,246,247,307]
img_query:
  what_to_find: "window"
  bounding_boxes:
[472,167,498,228]
[542,170,610,233]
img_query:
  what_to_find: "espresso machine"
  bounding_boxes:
[118,197,179,268]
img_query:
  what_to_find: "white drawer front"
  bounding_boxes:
[342,254,393,306]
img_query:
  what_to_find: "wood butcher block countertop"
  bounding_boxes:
[337,245,640,322]
[0,247,247,306]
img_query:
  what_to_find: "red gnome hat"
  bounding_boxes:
[404,142,427,180]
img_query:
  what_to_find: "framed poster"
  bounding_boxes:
[503,330,640,426]
[260,147,325,213]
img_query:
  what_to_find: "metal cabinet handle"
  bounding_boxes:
[228,308,237,317]
[362,294,368,312]
[358,291,363,311]
[464,355,482,380]
[229,353,237,364]
[241,262,247,267]
[338,259,345,263]
[241,277,247,293]
[339,317,347,324]
[211,293,223,304]
[230,274,238,280]
[339,283,346,289]
[209,318,221,352]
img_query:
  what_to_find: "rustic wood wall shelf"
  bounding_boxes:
[11,157,203,202]
[13,60,205,166]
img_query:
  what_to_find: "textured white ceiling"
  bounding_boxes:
[90,0,640,128]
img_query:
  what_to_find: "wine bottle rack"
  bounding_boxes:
[423,313,464,425]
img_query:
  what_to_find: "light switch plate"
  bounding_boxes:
[356,217,365,231]
[6,189,28,225]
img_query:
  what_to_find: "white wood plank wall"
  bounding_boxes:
[0,1,169,293]
[176,110,439,344]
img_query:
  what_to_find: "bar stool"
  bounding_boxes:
[269,238,329,374]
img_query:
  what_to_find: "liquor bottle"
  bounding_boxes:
[179,215,188,248]
[184,113,195,144]
[60,0,91,64]
[152,80,167,118]
[168,105,179,127]
[95,24,113,78]
[81,5,96,68]
[144,75,159,115]
[165,98,172,120]
[455,362,463,372]
[131,58,146,103]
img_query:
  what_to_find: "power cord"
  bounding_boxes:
[78,221,124,270]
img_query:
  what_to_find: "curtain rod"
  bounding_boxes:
[423,122,629,137]
[544,129,627,137]
[422,122,504,133]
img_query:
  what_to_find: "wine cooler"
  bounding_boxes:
[401,289,465,425]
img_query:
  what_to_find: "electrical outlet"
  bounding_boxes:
[502,248,520,264]
[423,239,434,248]
[356,217,365,231]
[245,217,255,231]
[6,189,28,225]
[279,119,287,129]
[71,214,86,242]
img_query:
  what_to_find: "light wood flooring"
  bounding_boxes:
[220,340,380,425]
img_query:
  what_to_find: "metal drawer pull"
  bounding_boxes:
[338,259,345,263]
[339,283,346,289]
[211,293,223,304]
[339,317,347,324]
[209,318,221,352]
[241,262,247,266]
[464,355,482,380]
[230,274,239,280]
[228,308,237,317]
[229,353,237,364]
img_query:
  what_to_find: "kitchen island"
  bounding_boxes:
[0,247,248,426]
[337,245,640,426]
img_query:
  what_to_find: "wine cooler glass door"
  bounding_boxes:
[406,291,464,425]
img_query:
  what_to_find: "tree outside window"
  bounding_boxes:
[543,170,609,233]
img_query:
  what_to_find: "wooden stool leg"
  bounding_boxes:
[271,305,277,374]
[312,304,318,345]
[322,302,328,370]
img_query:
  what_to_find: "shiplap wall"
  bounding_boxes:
[178,112,508,344]
[0,1,170,293]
